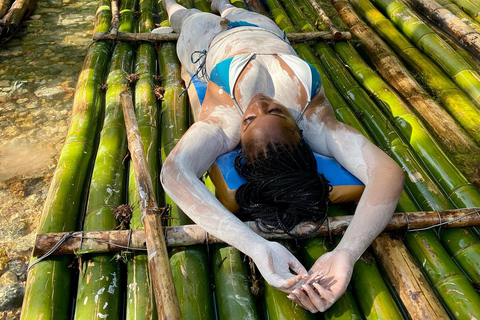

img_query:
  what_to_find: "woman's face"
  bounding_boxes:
[241,93,301,157]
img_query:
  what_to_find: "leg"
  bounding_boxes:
[162,1,225,75]
[211,0,283,37]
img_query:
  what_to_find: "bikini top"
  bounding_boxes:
[209,52,322,122]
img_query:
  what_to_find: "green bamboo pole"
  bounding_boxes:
[125,1,159,317]
[427,21,480,72]
[447,0,480,24]
[348,0,480,144]
[212,244,259,320]
[74,41,134,320]
[94,0,113,34]
[138,0,155,32]
[264,0,298,33]
[436,0,480,31]
[119,0,137,32]
[158,40,215,320]
[331,0,480,188]
[405,0,480,61]
[281,0,316,32]
[369,0,480,104]
[20,17,112,320]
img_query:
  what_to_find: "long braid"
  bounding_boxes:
[234,139,332,238]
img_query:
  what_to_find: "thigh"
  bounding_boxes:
[174,11,225,74]
[222,7,284,37]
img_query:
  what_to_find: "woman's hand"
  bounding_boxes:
[288,249,355,313]
[253,241,308,292]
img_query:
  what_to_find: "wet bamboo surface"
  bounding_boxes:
[22,0,480,319]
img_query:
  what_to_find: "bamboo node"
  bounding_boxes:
[113,204,134,230]
[126,73,140,84]
[154,86,165,100]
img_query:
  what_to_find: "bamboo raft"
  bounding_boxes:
[0,0,37,42]
[20,0,480,319]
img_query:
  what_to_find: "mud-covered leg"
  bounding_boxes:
[212,0,283,35]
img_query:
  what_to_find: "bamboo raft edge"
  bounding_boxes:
[32,207,480,257]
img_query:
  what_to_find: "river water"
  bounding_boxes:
[0,0,97,317]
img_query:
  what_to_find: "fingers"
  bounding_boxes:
[301,284,329,312]
[278,273,305,292]
[312,283,336,305]
[289,289,320,313]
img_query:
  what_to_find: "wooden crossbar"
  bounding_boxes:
[33,208,480,257]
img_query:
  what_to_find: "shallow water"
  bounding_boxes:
[0,0,96,317]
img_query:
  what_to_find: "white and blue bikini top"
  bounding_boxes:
[209,52,322,122]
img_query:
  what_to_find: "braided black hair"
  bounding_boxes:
[234,139,332,238]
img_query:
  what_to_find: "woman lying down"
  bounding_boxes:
[160,0,404,313]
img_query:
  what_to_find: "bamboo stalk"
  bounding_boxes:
[370,0,480,104]
[0,0,37,42]
[0,0,11,19]
[435,0,480,31]
[447,0,480,24]
[110,0,119,36]
[372,234,449,319]
[125,0,159,317]
[281,0,316,32]
[427,19,480,72]
[348,0,480,154]
[73,41,133,320]
[32,208,480,256]
[126,38,159,320]
[94,0,112,33]
[119,0,137,32]
[122,90,182,320]
[212,244,259,319]
[264,0,298,33]
[405,0,480,60]
[332,0,480,187]
[20,41,112,320]
[306,0,345,38]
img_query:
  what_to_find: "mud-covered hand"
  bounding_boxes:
[288,249,355,313]
[253,241,308,292]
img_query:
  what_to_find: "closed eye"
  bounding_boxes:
[243,115,256,124]
[267,107,283,114]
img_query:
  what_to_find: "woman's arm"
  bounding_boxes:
[160,121,307,290]
[293,100,404,312]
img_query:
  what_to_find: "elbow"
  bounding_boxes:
[383,158,405,198]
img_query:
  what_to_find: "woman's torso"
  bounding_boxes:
[199,28,317,120]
